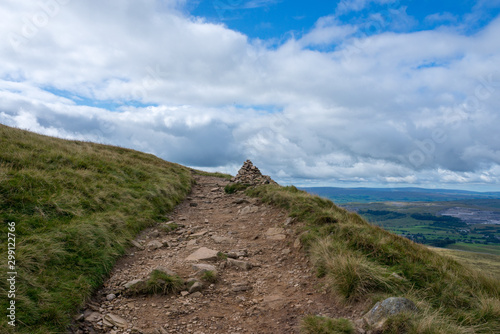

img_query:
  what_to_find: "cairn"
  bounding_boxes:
[230,160,277,185]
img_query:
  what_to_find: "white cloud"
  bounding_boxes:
[1,1,500,190]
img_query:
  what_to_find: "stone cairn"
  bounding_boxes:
[230,160,278,185]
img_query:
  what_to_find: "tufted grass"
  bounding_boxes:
[0,124,193,333]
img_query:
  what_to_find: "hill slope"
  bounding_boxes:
[0,125,193,333]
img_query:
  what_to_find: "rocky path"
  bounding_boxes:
[73,174,359,334]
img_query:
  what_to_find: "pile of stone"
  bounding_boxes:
[230,160,277,185]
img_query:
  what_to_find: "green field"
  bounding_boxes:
[341,201,500,256]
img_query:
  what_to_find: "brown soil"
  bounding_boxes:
[72,175,361,334]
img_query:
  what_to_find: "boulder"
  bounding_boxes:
[185,247,218,261]
[363,297,418,329]
[103,313,128,329]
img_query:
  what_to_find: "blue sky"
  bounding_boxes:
[1,0,500,190]
[189,0,500,40]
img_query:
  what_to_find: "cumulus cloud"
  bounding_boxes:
[1,0,500,190]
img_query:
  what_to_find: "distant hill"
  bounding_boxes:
[300,186,500,204]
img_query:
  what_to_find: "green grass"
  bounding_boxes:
[144,270,184,295]
[0,124,193,333]
[301,315,354,334]
[191,169,233,180]
[224,183,251,194]
[447,243,500,256]
[247,185,500,333]
[200,270,218,283]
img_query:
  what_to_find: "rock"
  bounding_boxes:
[233,198,250,205]
[232,283,251,292]
[265,228,286,240]
[281,248,291,255]
[284,217,295,226]
[191,263,217,274]
[189,230,208,238]
[124,279,146,290]
[210,187,219,192]
[239,205,259,215]
[227,249,248,258]
[147,240,163,250]
[103,313,128,329]
[84,311,101,322]
[189,202,198,207]
[106,293,116,301]
[227,258,252,270]
[190,291,203,298]
[131,240,145,250]
[363,297,418,329]
[293,237,301,249]
[185,247,219,261]
[180,291,189,297]
[189,281,203,294]
[211,235,234,244]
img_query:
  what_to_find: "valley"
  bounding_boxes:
[301,188,500,256]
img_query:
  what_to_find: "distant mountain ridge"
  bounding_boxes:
[300,186,500,204]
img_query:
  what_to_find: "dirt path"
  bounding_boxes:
[73,175,358,334]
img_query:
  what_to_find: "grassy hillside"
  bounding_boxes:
[0,125,193,333]
[248,185,500,333]
[429,247,500,278]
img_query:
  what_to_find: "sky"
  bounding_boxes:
[1,0,500,191]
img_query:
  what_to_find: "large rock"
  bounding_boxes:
[363,297,418,329]
[265,227,286,240]
[185,247,218,261]
[227,258,252,270]
[103,313,128,329]
[191,263,217,274]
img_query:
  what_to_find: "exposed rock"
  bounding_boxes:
[185,247,219,261]
[189,281,203,294]
[363,297,418,329]
[227,258,252,270]
[131,240,145,250]
[211,235,234,244]
[227,249,248,258]
[189,230,208,238]
[147,240,163,250]
[233,198,250,205]
[239,205,259,215]
[191,263,217,274]
[106,293,116,301]
[124,279,143,289]
[103,313,128,329]
[84,311,101,322]
[231,283,251,292]
[265,228,286,240]
[190,291,203,298]
[230,160,278,186]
